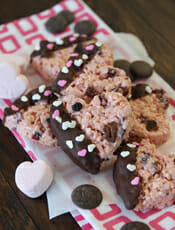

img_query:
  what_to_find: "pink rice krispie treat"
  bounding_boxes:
[50,91,132,174]
[3,85,57,146]
[129,83,170,146]
[113,139,175,210]
[31,34,113,82]
[52,40,131,100]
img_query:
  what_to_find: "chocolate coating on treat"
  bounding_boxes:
[153,89,169,109]
[52,42,101,95]
[74,20,96,36]
[113,142,141,209]
[120,221,150,230]
[50,99,101,174]
[31,34,92,59]
[3,86,57,123]
[129,61,153,80]
[71,184,103,209]
[130,84,152,99]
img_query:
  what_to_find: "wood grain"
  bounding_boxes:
[0,0,174,229]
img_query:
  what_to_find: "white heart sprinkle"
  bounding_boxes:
[126,164,136,172]
[32,93,41,101]
[21,96,28,102]
[55,116,62,123]
[69,120,76,128]
[62,121,70,130]
[66,140,74,149]
[35,42,40,51]
[120,151,130,158]
[145,86,152,94]
[53,100,62,107]
[75,134,85,142]
[56,38,64,45]
[82,54,88,60]
[74,59,83,67]
[95,41,102,47]
[38,84,46,93]
[88,144,96,152]
[127,143,136,148]
[61,66,69,74]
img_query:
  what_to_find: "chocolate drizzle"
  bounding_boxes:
[50,99,101,174]
[130,84,151,100]
[31,34,93,60]
[52,42,101,94]
[3,86,57,124]
[113,142,141,209]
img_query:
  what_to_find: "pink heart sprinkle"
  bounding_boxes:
[52,110,60,119]
[47,43,54,50]
[57,80,67,87]
[44,90,52,96]
[132,142,139,146]
[85,45,94,51]
[11,105,19,111]
[78,149,87,157]
[131,177,140,185]
[70,53,79,57]
[69,36,76,42]
[66,60,73,68]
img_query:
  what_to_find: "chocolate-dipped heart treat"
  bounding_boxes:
[31,34,113,82]
[51,41,131,100]
[3,85,57,146]
[50,92,132,174]
[113,139,175,210]
[128,83,170,146]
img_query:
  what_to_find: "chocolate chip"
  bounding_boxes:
[45,15,67,33]
[85,87,97,98]
[142,153,151,165]
[130,61,153,80]
[46,118,50,124]
[120,221,150,230]
[74,20,96,36]
[103,158,109,161]
[106,68,116,78]
[131,84,150,99]
[72,102,82,111]
[71,184,103,209]
[99,94,107,107]
[104,122,117,142]
[146,120,158,131]
[32,131,42,140]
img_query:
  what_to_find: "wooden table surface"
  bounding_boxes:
[0,0,175,229]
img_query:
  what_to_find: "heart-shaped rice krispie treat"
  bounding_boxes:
[31,34,113,82]
[51,40,131,100]
[50,91,132,174]
[113,139,175,210]
[3,85,57,146]
[128,83,170,146]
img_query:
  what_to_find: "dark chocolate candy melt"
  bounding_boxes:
[113,142,141,209]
